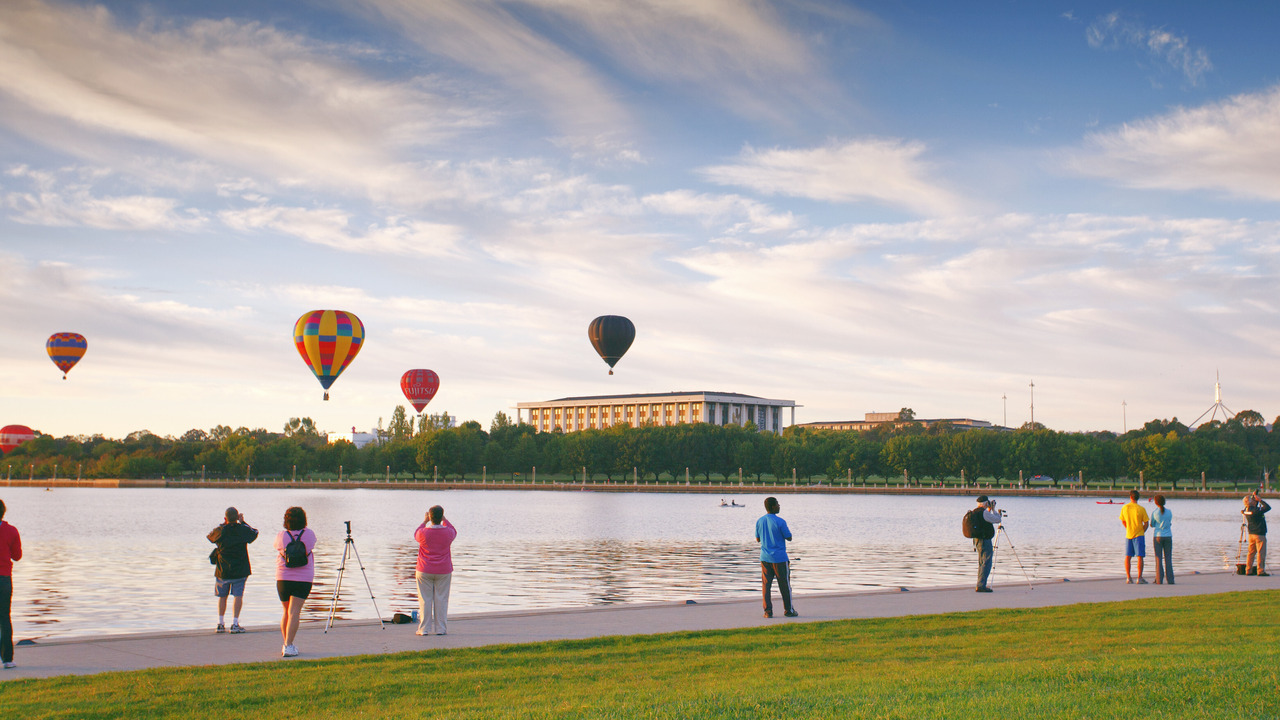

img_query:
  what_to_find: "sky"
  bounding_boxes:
[4,0,1280,440]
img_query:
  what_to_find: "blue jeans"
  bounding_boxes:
[975,538,993,589]
[1153,536,1173,584]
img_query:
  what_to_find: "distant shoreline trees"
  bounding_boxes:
[1,409,1275,486]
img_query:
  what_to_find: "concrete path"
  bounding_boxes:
[4,570,1275,680]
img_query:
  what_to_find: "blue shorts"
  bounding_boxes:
[215,577,246,598]
[1125,536,1146,558]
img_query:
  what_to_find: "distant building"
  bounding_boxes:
[327,426,380,449]
[794,412,995,432]
[516,391,797,434]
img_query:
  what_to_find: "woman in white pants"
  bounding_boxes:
[414,505,457,635]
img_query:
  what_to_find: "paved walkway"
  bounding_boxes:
[4,571,1275,680]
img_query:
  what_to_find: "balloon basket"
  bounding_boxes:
[323,391,330,401]
[608,370,613,375]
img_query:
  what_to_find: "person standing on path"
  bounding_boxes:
[1242,492,1270,576]
[1120,490,1149,584]
[274,506,316,658]
[755,496,797,618]
[970,496,1001,593]
[0,500,21,669]
[414,505,457,636]
[207,507,258,633]
[1150,495,1173,585]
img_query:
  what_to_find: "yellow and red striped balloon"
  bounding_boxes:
[293,310,364,400]
[47,332,87,379]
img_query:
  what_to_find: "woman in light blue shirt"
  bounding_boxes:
[1151,495,1173,584]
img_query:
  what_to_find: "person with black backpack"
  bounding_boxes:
[273,506,315,658]
[963,496,1001,592]
[207,506,258,634]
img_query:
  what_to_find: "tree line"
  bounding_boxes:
[4,407,1278,487]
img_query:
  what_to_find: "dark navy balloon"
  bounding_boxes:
[588,315,635,375]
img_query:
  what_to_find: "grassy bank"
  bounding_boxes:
[3,591,1277,719]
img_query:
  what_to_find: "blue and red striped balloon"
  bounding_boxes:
[47,332,87,379]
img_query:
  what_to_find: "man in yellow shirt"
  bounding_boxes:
[1120,490,1150,584]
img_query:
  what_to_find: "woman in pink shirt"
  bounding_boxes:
[414,505,456,636]
[273,506,316,658]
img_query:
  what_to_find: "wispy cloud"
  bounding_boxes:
[355,0,837,138]
[1086,12,1211,86]
[4,165,205,230]
[642,190,797,234]
[218,205,464,258]
[699,139,965,216]
[0,1,485,199]
[1067,85,1280,201]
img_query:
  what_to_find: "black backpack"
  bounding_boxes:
[284,531,308,568]
[962,508,994,540]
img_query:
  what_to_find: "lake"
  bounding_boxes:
[0,487,1251,641]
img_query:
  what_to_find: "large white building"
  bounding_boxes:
[516,391,797,434]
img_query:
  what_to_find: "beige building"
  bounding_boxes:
[795,412,996,432]
[516,391,797,434]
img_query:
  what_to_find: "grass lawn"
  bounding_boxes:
[2,591,1277,719]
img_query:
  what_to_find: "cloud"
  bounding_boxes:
[699,139,965,216]
[355,0,837,137]
[641,190,797,234]
[218,205,464,258]
[4,165,205,230]
[354,0,630,141]
[1086,12,1211,86]
[1068,85,1280,201]
[0,1,484,200]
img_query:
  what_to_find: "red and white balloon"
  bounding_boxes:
[400,370,440,413]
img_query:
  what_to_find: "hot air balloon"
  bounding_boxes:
[47,332,87,379]
[401,369,440,414]
[588,315,635,375]
[0,425,35,454]
[293,310,364,400]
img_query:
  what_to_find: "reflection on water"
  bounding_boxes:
[0,488,1250,640]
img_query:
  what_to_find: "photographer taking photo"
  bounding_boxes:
[1242,491,1270,577]
[965,496,1002,593]
[207,506,258,634]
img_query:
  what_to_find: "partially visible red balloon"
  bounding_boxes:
[400,369,440,413]
[0,425,35,454]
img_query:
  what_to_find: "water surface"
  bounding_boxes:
[0,488,1249,640]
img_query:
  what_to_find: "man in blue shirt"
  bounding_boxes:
[755,496,798,618]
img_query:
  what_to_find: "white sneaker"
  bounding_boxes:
[282,644,298,657]
[2,661,15,669]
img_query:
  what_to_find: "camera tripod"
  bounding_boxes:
[993,523,1035,590]
[325,521,385,633]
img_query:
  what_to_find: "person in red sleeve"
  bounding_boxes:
[0,499,22,669]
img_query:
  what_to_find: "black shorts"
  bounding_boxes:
[276,580,312,603]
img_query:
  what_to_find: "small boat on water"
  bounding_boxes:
[1096,500,1118,504]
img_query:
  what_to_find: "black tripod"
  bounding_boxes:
[325,521,385,633]
[993,522,1035,589]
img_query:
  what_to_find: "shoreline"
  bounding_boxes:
[3,570,1275,680]
[0,477,1266,500]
